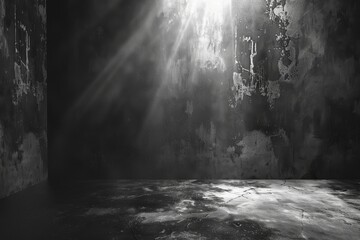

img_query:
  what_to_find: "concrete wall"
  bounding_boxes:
[0,0,47,198]
[50,0,360,179]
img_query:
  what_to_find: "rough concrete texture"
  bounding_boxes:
[50,0,360,179]
[0,180,359,239]
[0,0,47,198]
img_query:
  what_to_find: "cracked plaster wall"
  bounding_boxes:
[0,0,47,198]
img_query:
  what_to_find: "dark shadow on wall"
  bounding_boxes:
[48,0,360,182]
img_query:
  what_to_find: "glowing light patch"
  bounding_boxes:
[160,0,231,73]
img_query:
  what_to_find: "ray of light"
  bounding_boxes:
[139,0,232,141]
[66,1,161,122]
[164,1,197,74]
[66,0,233,135]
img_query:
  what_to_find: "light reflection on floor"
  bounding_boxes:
[133,180,360,239]
[0,180,359,239]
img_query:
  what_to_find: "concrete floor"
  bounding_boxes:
[0,180,359,240]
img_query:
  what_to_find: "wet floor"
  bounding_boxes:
[0,180,359,239]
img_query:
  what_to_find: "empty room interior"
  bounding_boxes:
[1,0,360,239]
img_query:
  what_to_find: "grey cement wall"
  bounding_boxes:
[50,0,360,179]
[0,0,47,198]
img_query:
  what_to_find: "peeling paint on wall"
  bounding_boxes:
[0,0,47,198]
[0,0,9,57]
[13,62,30,104]
[12,3,46,108]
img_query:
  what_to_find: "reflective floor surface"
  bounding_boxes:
[0,180,359,239]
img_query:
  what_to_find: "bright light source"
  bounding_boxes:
[186,0,231,25]
[202,0,230,22]
[160,0,232,73]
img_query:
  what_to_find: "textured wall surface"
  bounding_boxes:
[0,0,47,198]
[50,0,360,179]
